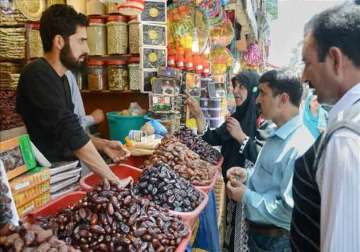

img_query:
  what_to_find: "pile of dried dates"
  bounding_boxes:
[142,136,216,186]
[36,180,189,252]
[134,165,203,212]
[0,222,79,252]
[174,127,221,165]
[0,170,14,229]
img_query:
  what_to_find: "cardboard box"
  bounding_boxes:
[9,167,50,195]
[13,180,50,207]
[16,191,50,217]
[0,135,37,180]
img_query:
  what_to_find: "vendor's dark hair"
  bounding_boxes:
[259,69,303,107]
[40,4,88,52]
[305,2,360,67]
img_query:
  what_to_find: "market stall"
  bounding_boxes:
[0,0,271,251]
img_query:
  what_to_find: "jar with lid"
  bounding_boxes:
[87,59,106,91]
[107,15,128,55]
[87,18,107,56]
[86,0,106,15]
[106,2,121,14]
[128,16,140,54]
[107,60,129,91]
[29,22,43,59]
[128,56,140,91]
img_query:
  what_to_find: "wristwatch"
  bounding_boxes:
[238,136,250,154]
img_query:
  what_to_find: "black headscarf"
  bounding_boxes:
[203,71,260,173]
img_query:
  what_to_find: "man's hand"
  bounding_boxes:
[103,141,131,163]
[226,180,247,202]
[226,117,247,143]
[90,109,105,124]
[226,166,247,183]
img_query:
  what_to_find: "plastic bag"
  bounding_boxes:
[128,102,146,116]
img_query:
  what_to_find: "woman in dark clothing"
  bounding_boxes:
[186,71,261,251]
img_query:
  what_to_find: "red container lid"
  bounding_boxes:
[29,22,40,30]
[107,59,127,65]
[107,15,127,22]
[128,56,140,63]
[89,18,105,24]
[87,59,105,66]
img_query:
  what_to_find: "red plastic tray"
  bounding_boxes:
[121,155,149,168]
[28,191,191,252]
[79,164,143,191]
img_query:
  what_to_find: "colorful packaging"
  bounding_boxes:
[16,191,50,217]
[0,135,37,180]
[12,180,50,207]
[9,167,50,195]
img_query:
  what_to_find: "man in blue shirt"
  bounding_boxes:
[226,70,315,251]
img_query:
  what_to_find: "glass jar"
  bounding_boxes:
[87,59,106,90]
[106,2,120,14]
[128,17,140,54]
[87,18,106,56]
[128,56,140,91]
[107,15,128,55]
[29,22,43,59]
[107,60,128,91]
[86,0,106,15]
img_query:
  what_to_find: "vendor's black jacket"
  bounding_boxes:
[16,58,89,162]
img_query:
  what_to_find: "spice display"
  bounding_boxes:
[142,47,167,69]
[107,15,128,55]
[86,0,106,16]
[29,22,43,58]
[142,136,216,186]
[128,17,140,54]
[134,165,203,212]
[175,127,221,165]
[0,27,26,60]
[0,91,24,131]
[141,1,166,22]
[36,180,189,251]
[87,60,106,91]
[129,57,140,91]
[0,223,79,252]
[142,24,166,46]
[87,18,106,56]
[107,60,129,91]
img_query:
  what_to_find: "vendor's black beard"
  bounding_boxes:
[60,43,86,71]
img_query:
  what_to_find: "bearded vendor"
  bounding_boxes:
[16,4,131,186]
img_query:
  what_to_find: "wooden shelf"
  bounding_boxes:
[81,89,143,94]
[88,54,139,61]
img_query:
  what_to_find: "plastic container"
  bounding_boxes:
[107,60,129,91]
[128,16,140,54]
[107,15,128,55]
[129,56,140,90]
[208,108,221,117]
[87,59,106,90]
[208,98,221,109]
[29,22,43,58]
[168,189,209,227]
[87,18,106,56]
[118,0,145,16]
[208,117,223,128]
[106,2,121,14]
[86,0,106,15]
[201,107,209,118]
[28,191,192,252]
[107,112,146,142]
[67,0,86,14]
[200,98,208,107]
[80,164,142,191]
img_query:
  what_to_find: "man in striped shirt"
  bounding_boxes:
[291,2,360,251]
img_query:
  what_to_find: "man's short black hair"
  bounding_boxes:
[40,4,88,52]
[306,2,360,67]
[259,70,303,107]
